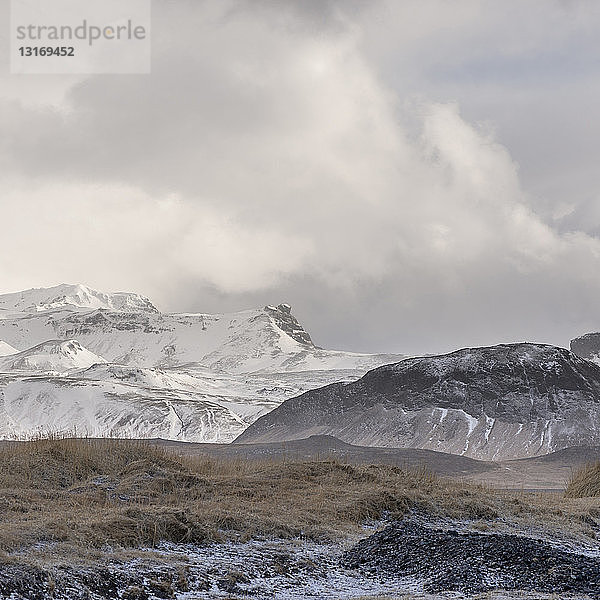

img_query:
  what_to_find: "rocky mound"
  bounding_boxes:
[342,520,600,596]
[236,343,600,460]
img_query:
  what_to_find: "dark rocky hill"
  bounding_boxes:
[235,343,600,460]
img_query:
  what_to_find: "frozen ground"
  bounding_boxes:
[4,517,599,600]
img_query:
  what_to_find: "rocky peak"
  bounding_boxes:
[571,332,600,365]
[264,304,316,348]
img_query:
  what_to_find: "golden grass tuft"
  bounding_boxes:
[565,461,600,498]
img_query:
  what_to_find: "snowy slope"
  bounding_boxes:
[0,373,262,442]
[0,340,106,375]
[0,340,18,357]
[0,283,157,315]
[0,366,363,442]
[0,285,406,442]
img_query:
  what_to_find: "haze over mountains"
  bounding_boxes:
[0,284,404,441]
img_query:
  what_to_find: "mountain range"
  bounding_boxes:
[0,284,405,441]
[2,283,600,460]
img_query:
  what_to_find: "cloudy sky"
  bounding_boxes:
[1,0,600,355]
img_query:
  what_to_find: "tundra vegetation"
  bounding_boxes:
[0,437,599,599]
[565,460,600,499]
[0,436,598,552]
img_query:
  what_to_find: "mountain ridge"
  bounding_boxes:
[0,284,404,373]
[0,284,406,442]
[0,283,158,315]
[235,342,600,460]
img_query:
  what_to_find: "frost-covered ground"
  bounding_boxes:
[1,435,598,600]
[155,535,599,599]
[5,529,598,600]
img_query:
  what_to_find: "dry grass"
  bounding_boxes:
[0,437,598,554]
[565,461,600,498]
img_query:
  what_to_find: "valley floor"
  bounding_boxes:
[154,434,600,491]
[0,438,599,599]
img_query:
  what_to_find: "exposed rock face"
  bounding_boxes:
[571,332,600,365]
[235,343,600,460]
[264,304,316,347]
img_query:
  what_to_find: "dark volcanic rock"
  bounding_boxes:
[235,343,600,460]
[571,332,600,364]
[342,521,600,597]
[0,563,49,600]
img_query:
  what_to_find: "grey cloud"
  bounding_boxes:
[1,0,600,356]
[228,0,375,34]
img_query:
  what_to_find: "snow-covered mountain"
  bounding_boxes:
[235,343,600,460]
[0,283,158,314]
[0,284,406,441]
[0,340,106,375]
[0,286,401,374]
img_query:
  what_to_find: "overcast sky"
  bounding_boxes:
[1,0,600,355]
